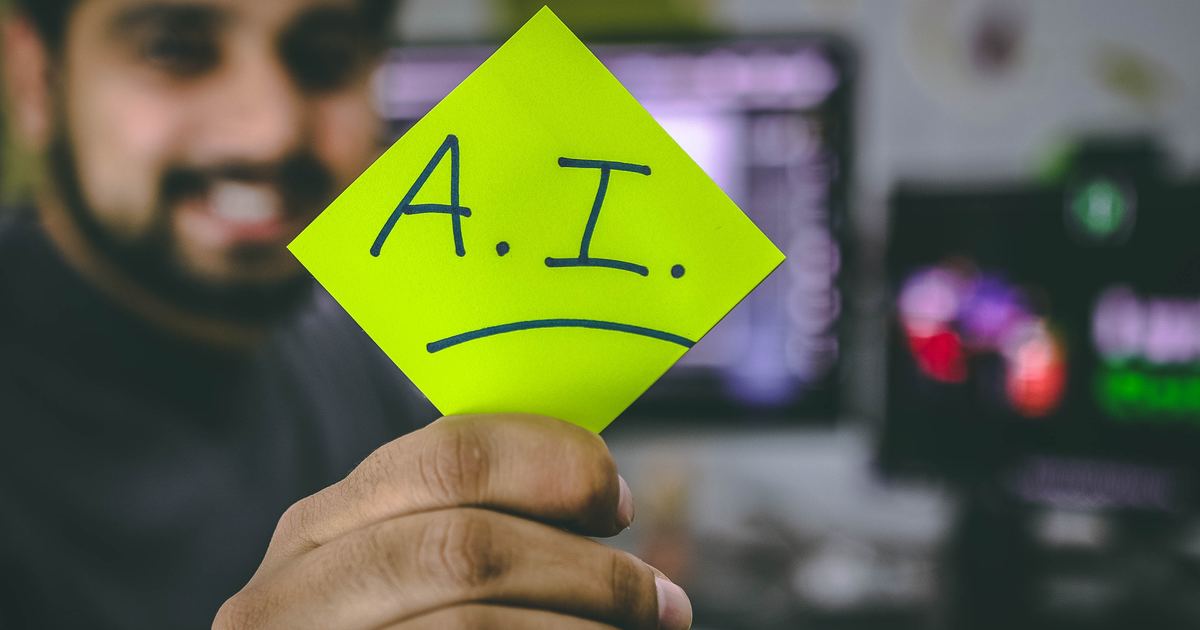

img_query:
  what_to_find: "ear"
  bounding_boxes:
[2,15,53,152]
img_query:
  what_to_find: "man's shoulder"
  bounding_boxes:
[269,288,437,427]
[280,289,386,364]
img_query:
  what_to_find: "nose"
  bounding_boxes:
[200,49,309,166]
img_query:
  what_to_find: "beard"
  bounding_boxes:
[45,130,335,328]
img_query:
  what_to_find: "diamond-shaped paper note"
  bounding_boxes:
[290,7,784,433]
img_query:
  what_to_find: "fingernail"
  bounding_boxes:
[617,475,635,529]
[655,576,692,630]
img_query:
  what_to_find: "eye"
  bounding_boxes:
[139,31,219,77]
[280,9,380,94]
[281,30,367,93]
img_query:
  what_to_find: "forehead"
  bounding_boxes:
[73,0,361,35]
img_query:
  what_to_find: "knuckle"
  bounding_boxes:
[294,519,411,600]
[276,496,313,537]
[356,520,412,593]
[354,438,409,495]
[418,421,490,504]
[270,495,323,552]
[212,590,269,630]
[418,510,508,593]
[558,437,619,515]
[607,553,652,619]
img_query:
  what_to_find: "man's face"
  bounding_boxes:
[51,0,383,321]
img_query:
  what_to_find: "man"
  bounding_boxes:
[0,1,692,628]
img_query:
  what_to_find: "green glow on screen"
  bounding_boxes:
[1097,366,1200,421]
[1071,179,1129,240]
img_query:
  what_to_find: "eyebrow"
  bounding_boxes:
[107,3,376,44]
[107,3,228,39]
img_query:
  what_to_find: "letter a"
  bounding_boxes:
[371,134,471,258]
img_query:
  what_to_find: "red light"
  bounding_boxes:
[908,327,968,384]
[1005,325,1067,417]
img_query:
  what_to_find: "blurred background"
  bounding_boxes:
[5,0,1200,628]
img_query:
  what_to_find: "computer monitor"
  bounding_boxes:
[378,36,853,421]
[881,177,1200,509]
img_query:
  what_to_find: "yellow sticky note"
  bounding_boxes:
[289,7,784,433]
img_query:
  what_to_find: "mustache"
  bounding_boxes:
[160,154,336,210]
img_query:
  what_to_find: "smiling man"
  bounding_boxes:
[0,1,691,628]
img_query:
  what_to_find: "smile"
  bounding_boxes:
[427,319,696,353]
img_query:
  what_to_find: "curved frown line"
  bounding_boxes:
[426,319,696,354]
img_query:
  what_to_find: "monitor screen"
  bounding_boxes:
[377,37,852,421]
[881,178,1200,509]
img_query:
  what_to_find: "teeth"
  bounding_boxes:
[210,183,282,224]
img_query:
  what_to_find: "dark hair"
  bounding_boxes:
[12,0,401,52]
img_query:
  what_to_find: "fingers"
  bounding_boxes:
[260,415,630,572]
[225,508,689,630]
[385,605,621,630]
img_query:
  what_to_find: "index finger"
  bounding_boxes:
[259,414,630,572]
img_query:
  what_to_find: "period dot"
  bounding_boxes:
[671,264,686,279]
[496,241,510,257]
